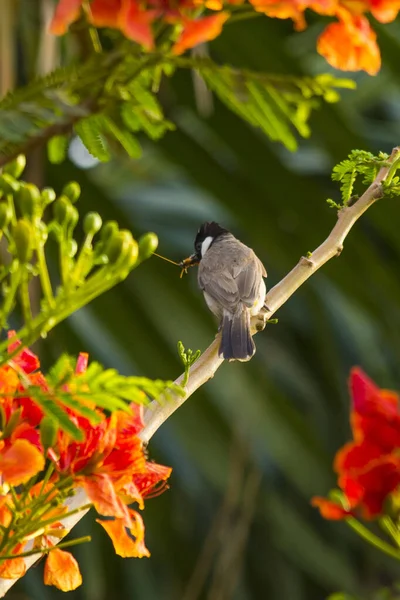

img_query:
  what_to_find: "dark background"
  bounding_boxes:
[3,1,400,599]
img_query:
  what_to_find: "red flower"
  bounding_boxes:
[313,368,400,520]
[49,381,171,532]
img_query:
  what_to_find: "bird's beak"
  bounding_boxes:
[179,253,200,270]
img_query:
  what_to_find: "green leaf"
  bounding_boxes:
[74,115,111,162]
[102,116,142,158]
[169,57,356,151]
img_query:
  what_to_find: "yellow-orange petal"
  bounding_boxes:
[50,0,83,34]
[80,474,131,526]
[0,557,25,579]
[0,439,44,485]
[317,16,381,75]
[97,512,149,558]
[44,549,82,591]
[173,13,229,55]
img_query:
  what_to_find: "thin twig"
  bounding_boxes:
[0,146,398,596]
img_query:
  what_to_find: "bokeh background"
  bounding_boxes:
[3,1,400,599]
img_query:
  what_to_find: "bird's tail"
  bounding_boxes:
[219,306,255,361]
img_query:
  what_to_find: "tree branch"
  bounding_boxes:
[139,145,399,443]
[0,145,398,596]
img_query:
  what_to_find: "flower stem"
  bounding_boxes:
[19,268,32,330]
[36,244,55,309]
[346,517,400,560]
[0,536,91,560]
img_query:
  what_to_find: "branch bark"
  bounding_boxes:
[0,146,398,596]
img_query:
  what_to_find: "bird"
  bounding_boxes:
[180,222,267,361]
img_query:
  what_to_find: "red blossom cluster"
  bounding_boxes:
[0,333,171,591]
[51,0,400,74]
[313,368,400,520]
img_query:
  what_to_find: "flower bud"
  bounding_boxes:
[120,238,139,270]
[138,232,158,261]
[66,239,78,257]
[40,415,57,450]
[54,195,74,226]
[105,230,135,265]
[68,205,79,231]
[0,203,12,230]
[0,173,19,195]
[41,187,56,206]
[37,221,48,245]
[2,155,26,179]
[62,181,81,203]
[13,219,34,263]
[17,184,41,219]
[83,212,102,236]
[100,221,118,243]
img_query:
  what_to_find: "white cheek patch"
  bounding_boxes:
[201,236,213,257]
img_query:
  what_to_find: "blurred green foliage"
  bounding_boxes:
[3,1,400,599]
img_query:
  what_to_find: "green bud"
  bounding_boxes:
[3,155,26,179]
[0,173,20,195]
[37,221,48,245]
[62,181,81,203]
[120,238,138,270]
[105,230,134,265]
[138,232,158,261]
[100,221,119,243]
[68,205,79,231]
[40,415,57,450]
[66,239,78,257]
[83,212,102,236]
[0,203,13,230]
[54,195,73,226]
[13,219,34,263]
[17,184,41,219]
[41,187,56,206]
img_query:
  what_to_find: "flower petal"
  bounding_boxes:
[0,439,44,485]
[89,0,123,27]
[50,0,83,34]
[75,352,89,375]
[173,13,229,55]
[97,511,150,558]
[317,15,381,75]
[0,557,26,579]
[7,331,40,374]
[311,497,350,520]
[80,474,131,526]
[44,549,82,591]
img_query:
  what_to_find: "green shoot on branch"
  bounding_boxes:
[177,341,201,387]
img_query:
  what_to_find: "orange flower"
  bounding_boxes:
[44,549,82,591]
[51,0,230,53]
[313,369,400,520]
[0,439,44,485]
[50,401,171,530]
[317,13,381,74]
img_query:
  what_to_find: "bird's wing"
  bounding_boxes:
[233,254,265,308]
[199,252,266,311]
[198,269,239,312]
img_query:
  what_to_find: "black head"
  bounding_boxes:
[194,222,228,260]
